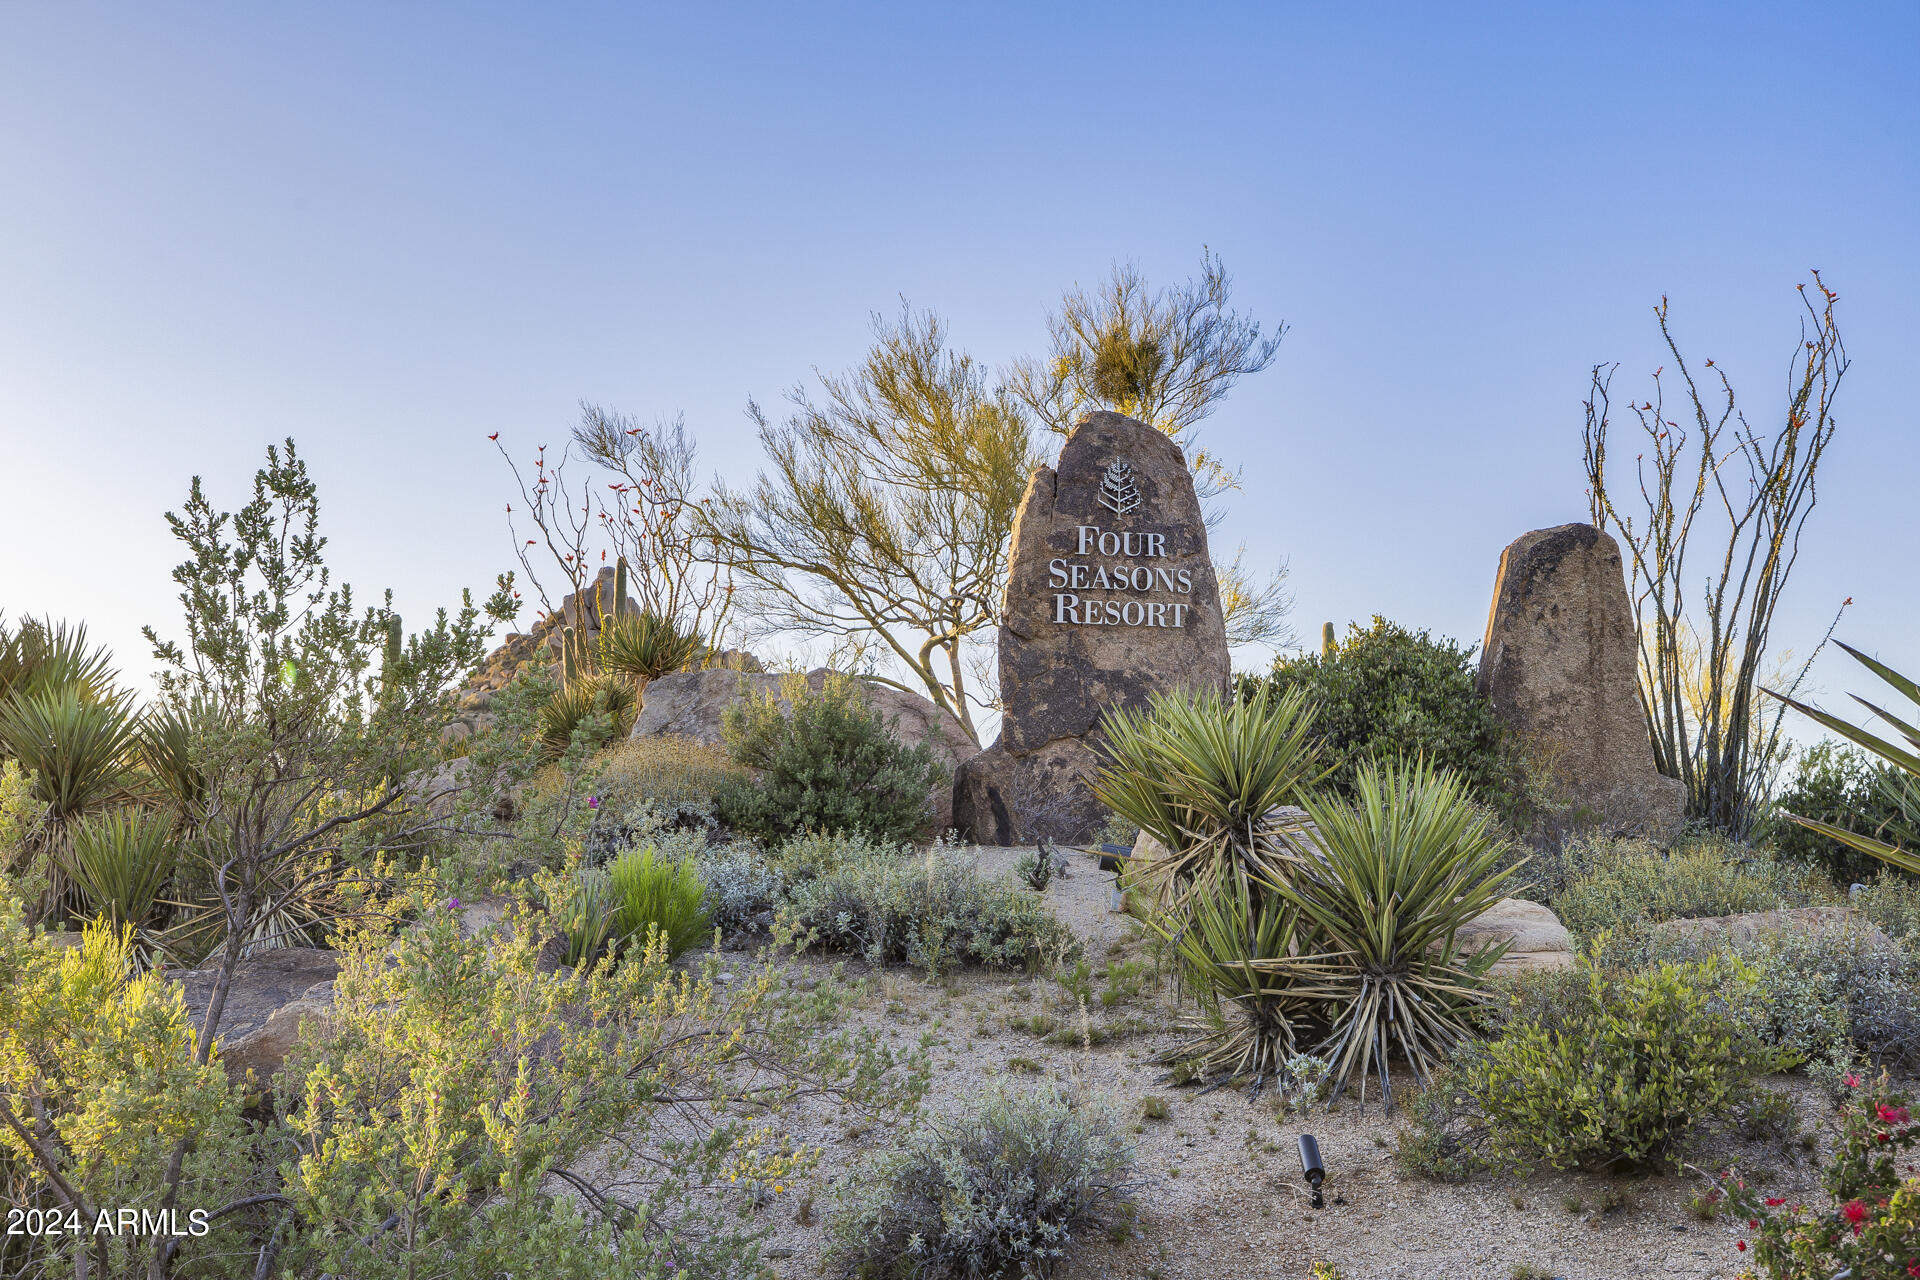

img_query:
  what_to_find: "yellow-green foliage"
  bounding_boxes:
[0,902,253,1278]
[0,759,45,907]
[608,845,709,958]
[280,881,925,1278]
[1467,955,1794,1171]
[1552,834,1834,942]
[590,734,743,827]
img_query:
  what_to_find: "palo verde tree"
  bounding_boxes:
[1583,273,1847,837]
[704,307,1037,743]
[1006,250,1295,647]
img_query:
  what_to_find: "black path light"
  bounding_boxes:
[1298,1134,1326,1209]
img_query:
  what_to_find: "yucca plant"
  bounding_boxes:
[1268,760,1520,1110]
[608,845,709,959]
[554,867,620,968]
[59,807,176,932]
[1767,642,1920,874]
[0,615,117,705]
[537,673,640,761]
[597,610,703,694]
[1144,870,1338,1092]
[138,700,212,822]
[0,687,138,822]
[1094,684,1324,909]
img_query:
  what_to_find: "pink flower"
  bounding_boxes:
[1878,1103,1912,1124]
[1845,1073,1864,1089]
[1765,1197,1786,1207]
[587,795,601,810]
[448,897,460,910]
[1736,1241,1747,1252]
[1843,1200,1868,1225]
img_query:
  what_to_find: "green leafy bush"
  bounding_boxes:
[1466,956,1792,1171]
[1768,740,1917,887]
[694,841,783,933]
[787,841,1074,976]
[1551,834,1833,943]
[608,845,710,958]
[1236,616,1519,812]
[1852,871,1920,949]
[826,1088,1134,1279]
[715,673,947,844]
[1724,1075,1920,1279]
[1393,1067,1486,1183]
[770,828,906,885]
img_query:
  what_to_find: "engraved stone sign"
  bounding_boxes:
[953,410,1230,844]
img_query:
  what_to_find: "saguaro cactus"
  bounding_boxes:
[614,556,630,620]
[1321,621,1336,656]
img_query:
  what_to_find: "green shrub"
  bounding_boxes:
[1394,1067,1486,1183]
[1768,741,1917,887]
[693,841,783,934]
[1724,1076,1920,1279]
[1466,956,1792,1171]
[60,806,177,932]
[608,845,710,958]
[1235,616,1519,813]
[771,828,906,885]
[787,841,1074,976]
[715,673,947,844]
[826,1088,1134,1280]
[1852,871,1920,949]
[1551,834,1832,943]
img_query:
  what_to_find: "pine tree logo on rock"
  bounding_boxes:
[1096,460,1142,515]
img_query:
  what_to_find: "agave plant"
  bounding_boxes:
[59,807,176,932]
[537,673,641,761]
[555,866,620,968]
[1768,642,1920,873]
[597,610,703,693]
[1094,684,1324,909]
[1267,759,1520,1110]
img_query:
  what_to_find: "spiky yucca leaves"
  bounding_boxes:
[597,610,702,692]
[1145,871,1340,1091]
[0,615,117,705]
[1269,760,1519,1110]
[139,700,212,822]
[537,673,640,761]
[1094,684,1323,908]
[60,807,177,932]
[555,867,619,968]
[0,688,138,822]
[1768,643,1920,875]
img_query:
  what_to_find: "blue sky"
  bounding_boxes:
[2,3,1914,737]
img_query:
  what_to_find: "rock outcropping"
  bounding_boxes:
[169,947,339,1084]
[1477,522,1686,839]
[955,412,1230,844]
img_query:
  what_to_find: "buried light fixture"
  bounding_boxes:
[1298,1134,1326,1209]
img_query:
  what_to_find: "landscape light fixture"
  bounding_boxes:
[1297,1134,1326,1209]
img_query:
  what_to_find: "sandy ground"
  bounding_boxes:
[719,844,1831,1280]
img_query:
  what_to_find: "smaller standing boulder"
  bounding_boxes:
[169,947,339,1084]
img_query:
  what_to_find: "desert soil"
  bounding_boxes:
[719,844,1831,1280]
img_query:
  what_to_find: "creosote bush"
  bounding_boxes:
[1466,956,1793,1171]
[826,1088,1134,1280]
[717,673,947,844]
[786,841,1074,976]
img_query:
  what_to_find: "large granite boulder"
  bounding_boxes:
[169,947,339,1084]
[1477,523,1686,839]
[955,412,1230,844]
[630,667,979,832]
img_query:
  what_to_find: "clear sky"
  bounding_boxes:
[2,4,1915,736]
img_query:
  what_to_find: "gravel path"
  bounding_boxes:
[730,844,1825,1279]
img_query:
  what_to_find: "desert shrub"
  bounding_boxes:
[1724,1075,1920,1279]
[0,758,45,906]
[826,1087,1134,1279]
[695,841,783,933]
[1851,871,1920,949]
[787,841,1074,976]
[1768,741,1917,887]
[1394,1066,1487,1183]
[585,735,743,859]
[537,673,639,762]
[1236,616,1520,813]
[0,904,260,1280]
[715,673,947,844]
[1551,834,1833,943]
[59,806,177,933]
[279,880,927,1280]
[609,845,710,958]
[1466,956,1792,1171]
[772,828,908,885]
